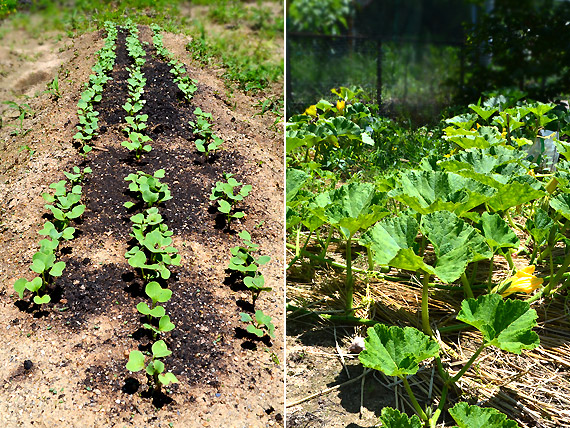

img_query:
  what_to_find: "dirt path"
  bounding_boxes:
[0,24,284,428]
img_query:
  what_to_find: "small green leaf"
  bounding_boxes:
[49,261,66,277]
[246,324,265,337]
[449,402,520,428]
[457,294,539,354]
[136,302,151,315]
[158,372,179,386]
[379,407,423,428]
[33,295,51,305]
[126,350,145,372]
[26,277,44,293]
[240,312,253,322]
[145,281,172,304]
[359,324,439,377]
[158,315,175,332]
[152,340,172,358]
[14,278,27,299]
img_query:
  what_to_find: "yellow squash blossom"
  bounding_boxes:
[304,104,317,117]
[500,265,543,297]
[336,100,345,111]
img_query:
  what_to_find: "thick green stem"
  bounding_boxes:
[287,230,313,269]
[469,261,478,286]
[528,247,570,303]
[320,227,333,258]
[460,272,475,299]
[504,249,515,273]
[367,247,374,271]
[295,226,301,257]
[285,243,370,274]
[401,376,428,422]
[430,383,449,428]
[345,236,354,314]
[421,272,434,338]
[487,256,494,291]
[449,343,486,385]
[286,304,379,326]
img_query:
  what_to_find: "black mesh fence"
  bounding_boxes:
[287,32,465,123]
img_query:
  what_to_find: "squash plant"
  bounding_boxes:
[359,294,538,428]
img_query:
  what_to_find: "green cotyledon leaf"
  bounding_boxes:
[323,182,388,239]
[421,211,492,283]
[378,408,423,428]
[359,214,433,274]
[457,294,539,354]
[358,324,439,377]
[388,170,495,216]
[449,402,520,428]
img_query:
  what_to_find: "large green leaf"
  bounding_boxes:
[379,407,423,428]
[421,211,492,283]
[286,169,310,202]
[389,171,495,216]
[323,182,387,238]
[457,294,539,354]
[359,215,433,274]
[449,402,520,428]
[550,192,570,221]
[487,181,546,212]
[469,104,498,122]
[481,212,519,251]
[359,324,439,377]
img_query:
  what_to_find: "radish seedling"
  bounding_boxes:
[210,173,251,225]
[126,340,178,392]
[121,131,153,160]
[63,166,92,185]
[124,170,172,208]
[136,281,172,320]
[240,310,275,339]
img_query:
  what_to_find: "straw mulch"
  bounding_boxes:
[287,260,570,428]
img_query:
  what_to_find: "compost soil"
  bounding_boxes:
[0,24,284,427]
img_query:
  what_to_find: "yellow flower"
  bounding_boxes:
[443,148,458,158]
[304,105,317,117]
[476,123,481,129]
[500,265,543,297]
[501,127,507,139]
[336,100,345,111]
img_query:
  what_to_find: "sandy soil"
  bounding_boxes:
[0,22,284,428]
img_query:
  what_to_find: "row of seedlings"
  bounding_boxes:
[150,24,198,103]
[229,231,275,339]
[73,21,118,157]
[151,25,277,343]
[120,21,180,393]
[149,25,223,161]
[121,20,152,160]
[13,22,119,305]
[14,171,90,305]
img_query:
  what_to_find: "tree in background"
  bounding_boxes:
[464,0,570,101]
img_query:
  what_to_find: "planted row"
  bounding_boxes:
[74,21,118,155]
[150,24,198,102]
[122,20,152,160]
[14,168,91,304]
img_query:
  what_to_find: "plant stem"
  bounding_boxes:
[401,375,428,422]
[421,272,434,338]
[430,383,449,428]
[460,272,474,299]
[449,343,486,385]
[286,304,379,326]
[345,236,354,314]
[487,257,494,291]
[504,249,515,273]
[469,261,478,285]
[321,227,333,258]
[285,243,370,274]
[527,247,570,303]
[367,247,374,271]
